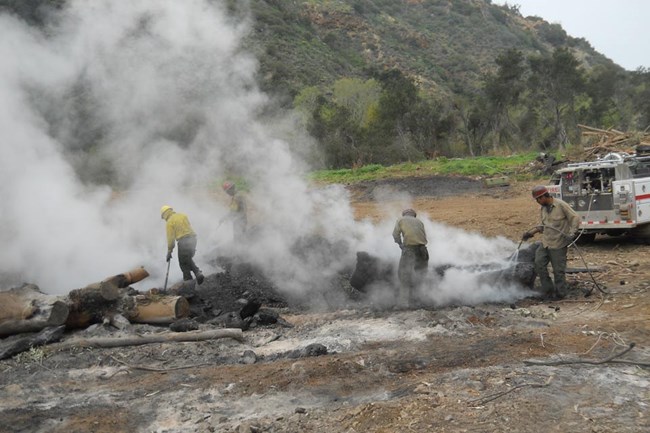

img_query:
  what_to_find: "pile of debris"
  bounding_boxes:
[579,124,650,159]
[0,261,295,360]
[1,240,544,361]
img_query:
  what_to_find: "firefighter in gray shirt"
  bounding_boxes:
[522,185,580,299]
[393,209,429,308]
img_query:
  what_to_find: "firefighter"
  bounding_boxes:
[392,208,429,308]
[521,185,580,299]
[161,205,204,285]
[220,181,248,242]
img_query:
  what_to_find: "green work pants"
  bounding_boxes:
[397,245,429,306]
[177,235,201,281]
[534,245,568,297]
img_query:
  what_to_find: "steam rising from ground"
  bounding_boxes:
[0,1,529,306]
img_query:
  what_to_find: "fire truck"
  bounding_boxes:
[546,145,650,242]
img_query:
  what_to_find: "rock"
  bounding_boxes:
[241,350,257,365]
[240,299,262,319]
[109,314,131,330]
[169,318,199,332]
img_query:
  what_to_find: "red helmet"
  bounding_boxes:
[222,181,235,192]
[532,185,548,199]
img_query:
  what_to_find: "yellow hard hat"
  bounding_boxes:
[160,205,173,219]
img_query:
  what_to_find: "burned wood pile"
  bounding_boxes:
[0,266,245,360]
[350,242,540,296]
[579,124,650,159]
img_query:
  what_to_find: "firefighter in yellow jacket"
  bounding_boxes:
[161,205,204,285]
[221,181,247,242]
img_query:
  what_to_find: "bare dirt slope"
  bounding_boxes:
[1,177,649,433]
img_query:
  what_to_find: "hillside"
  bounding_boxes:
[0,0,618,100]
[1,0,647,169]
[244,0,616,99]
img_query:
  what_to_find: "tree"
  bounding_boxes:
[332,78,381,129]
[373,69,418,135]
[581,64,621,128]
[528,48,585,150]
[455,96,490,157]
[630,67,650,130]
[484,48,526,152]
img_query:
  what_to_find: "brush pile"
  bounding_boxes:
[579,124,650,159]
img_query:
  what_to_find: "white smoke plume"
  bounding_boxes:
[0,0,531,307]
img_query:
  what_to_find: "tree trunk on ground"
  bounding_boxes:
[0,285,69,337]
[122,295,190,324]
[0,326,65,360]
[48,328,244,351]
[2,267,190,337]
[65,281,123,328]
[65,266,153,328]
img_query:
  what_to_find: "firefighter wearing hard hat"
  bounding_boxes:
[521,186,580,299]
[392,209,429,308]
[161,205,204,285]
[220,181,248,242]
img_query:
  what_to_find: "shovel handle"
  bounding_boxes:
[163,259,171,291]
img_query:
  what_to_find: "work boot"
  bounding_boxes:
[196,272,204,285]
[551,291,565,300]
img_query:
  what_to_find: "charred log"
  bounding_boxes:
[65,281,122,328]
[0,325,65,360]
[350,251,396,292]
[350,242,540,293]
[0,285,69,337]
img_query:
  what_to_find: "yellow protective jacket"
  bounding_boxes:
[230,191,247,215]
[165,212,196,252]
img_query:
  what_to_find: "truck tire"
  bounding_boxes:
[630,224,650,244]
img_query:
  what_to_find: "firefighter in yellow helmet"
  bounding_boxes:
[392,208,429,308]
[160,205,204,285]
[220,181,248,242]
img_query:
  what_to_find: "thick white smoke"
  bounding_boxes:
[0,0,531,307]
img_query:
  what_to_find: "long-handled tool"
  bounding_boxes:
[163,259,171,291]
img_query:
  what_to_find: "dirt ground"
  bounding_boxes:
[1,177,649,433]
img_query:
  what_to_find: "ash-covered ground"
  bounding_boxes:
[1,178,648,433]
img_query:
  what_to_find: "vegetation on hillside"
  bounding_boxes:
[2,0,649,172]
[310,152,540,184]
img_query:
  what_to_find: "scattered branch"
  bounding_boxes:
[108,355,213,373]
[467,375,553,405]
[524,343,636,366]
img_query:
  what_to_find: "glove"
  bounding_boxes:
[565,231,579,243]
[166,251,172,262]
[521,232,533,241]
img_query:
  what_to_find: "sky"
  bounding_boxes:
[494,0,649,71]
[0,0,534,308]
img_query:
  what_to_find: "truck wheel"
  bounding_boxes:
[630,225,650,244]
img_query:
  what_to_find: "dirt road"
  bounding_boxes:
[1,177,648,433]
